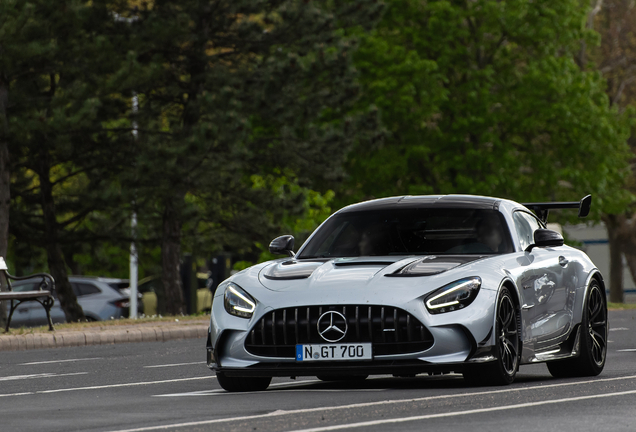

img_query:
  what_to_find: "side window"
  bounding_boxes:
[11,282,38,292]
[71,283,101,297]
[513,211,542,251]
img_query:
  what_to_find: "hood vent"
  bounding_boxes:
[388,255,484,277]
[333,261,394,267]
[263,260,325,280]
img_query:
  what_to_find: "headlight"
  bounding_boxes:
[425,277,481,314]
[223,283,256,318]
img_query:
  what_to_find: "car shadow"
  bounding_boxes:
[268,372,555,392]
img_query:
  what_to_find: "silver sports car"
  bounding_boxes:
[207,194,607,391]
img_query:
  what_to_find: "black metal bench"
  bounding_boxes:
[0,257,56,332]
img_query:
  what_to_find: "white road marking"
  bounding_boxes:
[0,376,214,398]
[155,388,384,397]
[110,374,636,432]
[0,372,87,381]
[618,349,636,352]
[153,378,322,396]
[610,327,629,331]
[20,357,103,366]
[286,389,636,432]
[144,361,206,368]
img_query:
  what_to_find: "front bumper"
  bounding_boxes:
[208,287,498,377]
[206,330,498,378]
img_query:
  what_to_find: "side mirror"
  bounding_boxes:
[526,229,564,252]
[269,235,295,257]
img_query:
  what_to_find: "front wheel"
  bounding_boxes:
[547,280,607,378]
[463,287,520,386]
[216,372,271,392]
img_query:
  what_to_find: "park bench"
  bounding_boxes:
[0,256,56,332]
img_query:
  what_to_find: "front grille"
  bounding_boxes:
[245,305,434,358]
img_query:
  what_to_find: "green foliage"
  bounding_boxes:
[119,0,382,270]
[341,0,632,218]
[4,0,134,251]
[4,0,631,295]
[1,0,136,320]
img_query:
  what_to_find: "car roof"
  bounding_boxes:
[12,275,129,286]
[337,195,513,213]
[68,276,129,283]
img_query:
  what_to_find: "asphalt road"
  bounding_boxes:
[1,310,635,432]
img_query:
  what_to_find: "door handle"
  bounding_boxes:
[522,304,535,310]
[558,256,569,267]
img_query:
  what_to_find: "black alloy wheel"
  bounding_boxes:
[498,290,520,378]
[586,282,608,368]
[464,287,519,386]
[547,280,607,378]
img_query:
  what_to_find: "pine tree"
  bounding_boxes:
[2,0,133,322]
[121,0,382,314]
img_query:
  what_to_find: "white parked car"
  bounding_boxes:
[7,276,132,326]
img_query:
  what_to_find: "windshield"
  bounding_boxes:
[298,208,513,258]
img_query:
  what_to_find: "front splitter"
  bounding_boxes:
[212,359,478,378]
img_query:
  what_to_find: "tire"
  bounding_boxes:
[316,375,368,382]
[463,287,520,386]
[547,280,607,378]
[216,372,271,392]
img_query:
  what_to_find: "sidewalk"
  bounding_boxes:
[0,318,209,351]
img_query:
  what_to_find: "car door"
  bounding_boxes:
[513,211,574,350]
[5,282,35,327]
[6,281,63,327]
[25,286,65,326]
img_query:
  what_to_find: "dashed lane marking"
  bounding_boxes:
[0,376,214,398]
[144,362,206,368]
[153,378,320,397]
[19,357,103,366]
[0,372,88,381]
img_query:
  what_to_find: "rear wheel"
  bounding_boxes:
[216,373,271,392]
[547,280,607,378]
[463,287,519,386]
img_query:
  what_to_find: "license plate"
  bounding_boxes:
[296,343,372,361]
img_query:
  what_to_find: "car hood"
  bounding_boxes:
[257,255,486,292]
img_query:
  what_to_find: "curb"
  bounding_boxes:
[0,324,209,352]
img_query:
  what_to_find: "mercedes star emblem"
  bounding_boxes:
[317,310,348,342]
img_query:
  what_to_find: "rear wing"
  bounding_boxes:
[522,195,591,223]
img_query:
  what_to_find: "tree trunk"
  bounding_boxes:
[0,76,9,327]
[161,194,185,315]
[615,213,636,294]
[38,155,85,322]
[604,214,625,303]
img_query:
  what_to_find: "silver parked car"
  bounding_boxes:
[7,276,131,327]
[207,194,607,391]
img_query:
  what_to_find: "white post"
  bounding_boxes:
[113,12,140,319]
[129,212,138,318]
[129,93,139,319]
